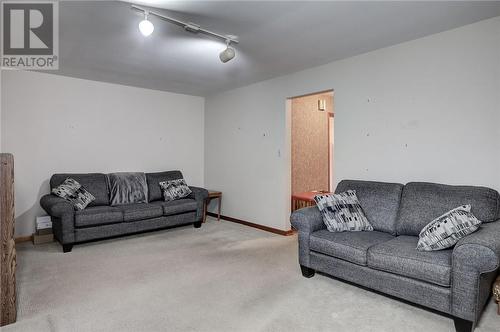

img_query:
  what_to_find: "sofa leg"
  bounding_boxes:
[193,221,202,228]
[453,317,473,332]
[300,265,315,278]
[62,244,73,253]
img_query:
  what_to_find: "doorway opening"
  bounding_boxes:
[287,90,334,213]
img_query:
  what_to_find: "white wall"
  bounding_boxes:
[1,71,204,237]
[205,17,500,231]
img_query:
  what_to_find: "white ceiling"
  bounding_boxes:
[52,1,500,96]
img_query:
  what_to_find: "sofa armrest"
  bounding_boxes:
[188,186,209,222]
[188,186,209,202]
[39,194,76,244]
[290,206,325,234]
[453,220,500,273]
[290,206,325,268]
[451,220,500,322]
[40,194,74,217]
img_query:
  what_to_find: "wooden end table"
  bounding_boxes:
[203,191,222,222]
[291,191,330,212]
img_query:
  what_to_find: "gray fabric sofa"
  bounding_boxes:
[290,180,500,332]
[40,171,208,253]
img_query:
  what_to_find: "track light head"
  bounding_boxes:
[219,40,236,63]
[219,47,235,63]
[139,12,154,37]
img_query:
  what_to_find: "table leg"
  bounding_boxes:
[217,196,221,221]
[203,200,207,223]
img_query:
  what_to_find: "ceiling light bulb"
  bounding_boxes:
[139,14,154,37]
[219,44,235,63]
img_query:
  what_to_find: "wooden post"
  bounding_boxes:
[1,153,16,326]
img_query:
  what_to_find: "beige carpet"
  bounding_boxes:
[5,218,500,332]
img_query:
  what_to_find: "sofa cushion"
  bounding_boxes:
[310,229,394,266]
[367,236,452,287]
[335,180,403,235]
[146,171,184,202]
[151,199,197,216]
[396,182,499,236]
[75,206,123,227]
[118,203,163,222]
[51,173,109,206]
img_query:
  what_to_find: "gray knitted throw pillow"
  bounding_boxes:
[107,172,148,206]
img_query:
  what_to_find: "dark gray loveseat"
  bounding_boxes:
[291,180,500,332]
[40,171,208,253]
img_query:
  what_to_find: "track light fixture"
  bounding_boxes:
[138,11,154,37]
[132,5,239,63]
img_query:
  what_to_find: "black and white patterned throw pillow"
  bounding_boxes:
[417,205,481,251]
[159,179,192,202]
[52,178,95,210]
[314,190,373,232]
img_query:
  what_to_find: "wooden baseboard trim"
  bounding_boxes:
[207,212,295,236]
[15,235,33,244]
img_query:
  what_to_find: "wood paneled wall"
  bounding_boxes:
[1,153,16,326]
[291,92,333,195]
